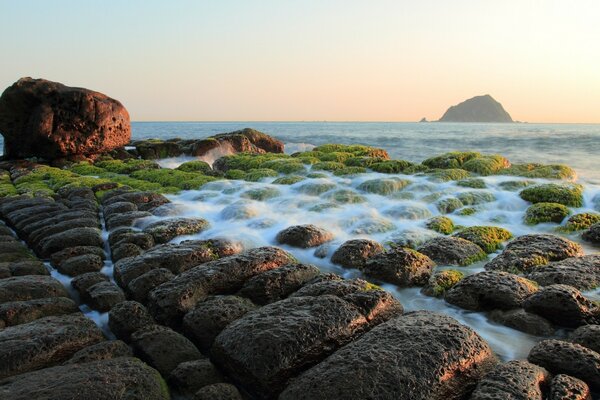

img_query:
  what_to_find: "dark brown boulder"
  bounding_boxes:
[194,383,242,400]
[193,128,284,160]
[469,360,550,400]
[488,309,554,336]
[417,236,486,266]
[582,222,600,244]
[526,255,600,291]
[168,358,226,395]
[85,281,126,312]
[108,300,155,343]
[65,340,132,364]
[280,311,497,400]
[330,239,384,269]
[275,224,334,248]
[0,77,130,159]
[548,374,592,400]
[143,217,210,244]
[570,325,600,354]
[127,268,175,303]
[0,297,78,329]
[362,247,434,286]
[0,275,68,304]
[523,284,599,327]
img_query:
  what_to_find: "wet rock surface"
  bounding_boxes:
[469,360,549,400]
[275,224,334,248]
[362,247,434,286]
[526,255,600,290]
[569,324,600,354]
[418,236,486,266]
[548,374,592,400]
[143,217,210,243]
[523,284,599,327]
[330,238,384,268]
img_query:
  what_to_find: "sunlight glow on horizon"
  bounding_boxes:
[1,0,599,123]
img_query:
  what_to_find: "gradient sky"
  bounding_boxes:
[1,1,599,123]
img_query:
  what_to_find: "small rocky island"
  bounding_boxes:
[439,94,513,123]
[0,78,598,400]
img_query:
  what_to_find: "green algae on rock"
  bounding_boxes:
[175,160,212,173]
[453,226,513,253]
[462,154,510,176]
[524,203,571,225]
[357,177,410,195]
[426,216,455,235]
[421,269,464,297]
[422,151,481,169]
[520,183,583,207]
[558,213,600,232]
[457,178,486,189]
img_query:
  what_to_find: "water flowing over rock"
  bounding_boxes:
[0,77,130,159]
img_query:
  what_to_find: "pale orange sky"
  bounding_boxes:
[1,0,599,123]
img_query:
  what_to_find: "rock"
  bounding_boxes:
[135,140,183,159]
[2,260,48,277]
[0,275,68,304]
[29,218,100,246]
[280,311,497,400]
[198,128,284,161]
[143,217,210,244]
[291,276,374,298]
[0,77,130,159]
[421,269,464,297]
[106,211,153,230]
[330,239,384,269]
[56,253,104,276]
[524,202,571,224]
[220,201,259,220]
[66,340,132,364]
[383,203,432,219]
[183,295,257,352]
[388,227,440,249]
[49,246,105,267]
[0,357,169,400]
[111,243,143,262]
[114,239,243,287]
[417,236,486,266]
[103,201,137,218]
[147,247,295,325]
[70,272,108,295]
[238,263,320,305]
[127,268,175,303]
[168,359,225,395]
[452,226,512,253]
[109,228,155,249]
[582,222,600,244]
[356,177,410,195]
[275,224,334,248]
[0,297,78,328]
[548,374,592,400]
[211,292,402,398]
[528,339,600,390]
[194,383,242,400]
[523,284,599,327]
[103,191,170,210]
[85,281,125,312]
[426,216,455,234]
[526,255,600,290]
[445,271,538,311]
[469,360,549,400]
[485,234,583,274]
[38,227,103,257]
[108,301,155,342]
[362,247,434,286]
[519,183,584,207]
[438,94,513,122]
[131,324,202,376]
[570,325,600,354]
[488,309,555,336]
[0,314,104,379]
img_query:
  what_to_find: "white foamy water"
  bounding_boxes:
[130,165,600,361]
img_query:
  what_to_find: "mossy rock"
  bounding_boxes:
[456,191,496,205]
[557,212,600,232]
[462,154,510,176]
[426,168,470,182]
[422,151,481,169]
[241,187,281,201]
[457,207,477,216]
[131,169,217,189]
[436,197,463,214]
[312,144,389,158]
[350,217,395,234]
[295,182,337,196]
[524,202,571,225]
[176,160,212,174]
[0,183,18,197]
[519,183,583,207]
[272,175,305,185]
[312,161,346,171]
[370,160,413,174]
[214,153,290,171]
[96,159,159,174]
[344,156,385,168]
[422,270,464,297]
[384,204,432,220]
[225,169,247,180]
[244,168,279,182]
[453,226,512,253]
[108,174,175,193]
[356,178,410,195]
[318,151,354,163]
[262,159,306,174]
[403,164,429,174]
[426,216,454,235]
[305,172,328,179]
[456,178,486,189]
[308,202,340,212]
[498,180,535,191]
[324,189,366,204]
[503,163,577,180]
[333,167,368,176]
[69,163,107,176]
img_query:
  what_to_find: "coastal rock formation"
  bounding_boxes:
[438,94,513,122]
[0,78,130,159]
[469,360,550,400]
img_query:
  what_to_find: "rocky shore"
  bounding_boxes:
[0,78,599,399]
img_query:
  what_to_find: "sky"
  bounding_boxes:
[1,1,599,123]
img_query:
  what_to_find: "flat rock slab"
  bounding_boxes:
[0,357,168,400]
[0,314,104,379]
[280,311,497,400]
[0,275,69,304]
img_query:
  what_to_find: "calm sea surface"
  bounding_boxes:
[130,122,600,182]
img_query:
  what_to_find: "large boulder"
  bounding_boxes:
[523,284,599,327]
[469,360,550,400]
[275,224,334,248]
[362,247,434,286]
[198,128,284,161]
[0,297,78,329]
[280,311,497,400]
[526,255,600,290]
[0,275,68,304]
[417,236,486,266]
[548,374,592,400]
[330,239,384,269]
[0,77,130,159]
[570,325,600,354]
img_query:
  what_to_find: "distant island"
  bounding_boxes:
[439,94,513,122]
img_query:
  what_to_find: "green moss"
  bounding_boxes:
[436,197,464,214]
[243,168,279,182]
[422,270,464,297]
[333,167,368,176]
[293,154,321,165]
[370,160,413,173]
[344,156,385,168]
[308,202,340,212]
[503,163,577,180]
[241,187,281,201]
[462,154,510,175]
[453,226,512,253]
[295,182,336,196]
[498,180,534,191]
[225,169,247,180]
[262,158,306,174]
[319,151,354,163]
[457,207,477,216]
[519,183,583,207]
[457,191,496,205]
[524,202,571,225]
[325,189,366,204]
[131,169,216,189]
[426,216,455,234]
[426,168,470,182]
[312,161,346,171]
[422,151,481,169]
[403,164,429,174]
[457,178,486,189]
[357,178,410,195]
[313,144,389,158]
[176,160,212,173]
[272,175,305,185]
[69,162,107,176]
[557,212,600,232]
[0,183,18,197]
[362,281,384,291]
[214,153,290,171]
